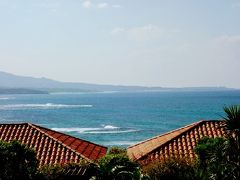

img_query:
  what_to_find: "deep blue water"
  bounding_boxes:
[0,90,240,147]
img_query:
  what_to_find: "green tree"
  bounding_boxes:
[96,147,142,180]
[194,105,240,180]
[142,157,197,180]
[223,105,240,130]
[222,105,240,178]
[97,154,141,180]
[40,161,98,180]
[108,146,127,155]
[222,105,240,144]
[194,137,233,180]
[0,140,40,180]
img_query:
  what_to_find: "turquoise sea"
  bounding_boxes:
[0,90,240,147]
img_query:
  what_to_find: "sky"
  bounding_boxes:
[0,0,240,88]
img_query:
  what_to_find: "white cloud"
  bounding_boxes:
[97,3,109,9]
[82,1,121,9]
[82,1,92,8]
[111,24,168,41]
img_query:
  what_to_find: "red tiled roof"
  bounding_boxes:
[127,120,226,165]
[0,123,107,166]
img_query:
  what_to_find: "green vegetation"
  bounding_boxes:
[194,137,231,179]
[142,157,196,180]
[0,140,40,180]
[108,146,128,155]
[40,161,97,180]
[193,105,240,180]
[96,147,143,180]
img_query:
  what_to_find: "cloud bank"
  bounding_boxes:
[82,1,121,9]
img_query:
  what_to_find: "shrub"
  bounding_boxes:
[0,140,40,180]
[40,160,98,180]
[40,165,63,180]
[97,153,141,180]
[108,146,127,156]
[142,157,197,180]
[194,136,238,180]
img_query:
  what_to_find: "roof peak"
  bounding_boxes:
[0,122,107,164]
[127,120,224,161]
[127,120,223,161]
[0,122,106,149]
[128,120,217,149]
[28,123,92,162]
[33,124,107,149]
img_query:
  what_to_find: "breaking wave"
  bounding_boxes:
[50,91,119,95]
[0,97,15,100]
[0,103,93,110]
[85,129,138,134]
[52,125,139,134]
[102,141,138,146]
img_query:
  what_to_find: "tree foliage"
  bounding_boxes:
[40,160,98,180]
[0,140,39,180]
[108,146,127,156]
[194,105,240,180]
[96,147,142,180]
[142,157,197,180]
[194,137,234,180]
[97,154,140,180]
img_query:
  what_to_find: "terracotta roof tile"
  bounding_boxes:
[83,144,95,158]
[51,132,62,139]
[127,120,225,165]
[77,141,89,153]
[63,137,75,146]
[0,123,107,167]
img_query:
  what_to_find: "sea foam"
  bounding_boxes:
[52,125,139,134]
[102,141,138,146]
[0,103,93,110]
[0,97,15,100]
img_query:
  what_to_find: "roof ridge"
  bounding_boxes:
[128,120,204,150]
[0,122,29,125]
[34,124,107,149]
[136,120,207,161]
[131,120,223,161]
[27,123,93,163]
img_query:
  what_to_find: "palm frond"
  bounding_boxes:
[223,105,240,132]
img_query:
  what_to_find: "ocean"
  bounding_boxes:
[0,90,240,147]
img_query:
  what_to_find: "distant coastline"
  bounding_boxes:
[0,71,238,94]
[0,88,48,95]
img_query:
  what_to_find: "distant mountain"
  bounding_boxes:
[0,71,164,92]
[0,71,236,93]
[0,88,48,94]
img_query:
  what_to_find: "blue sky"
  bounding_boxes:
[0,0,240,88]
